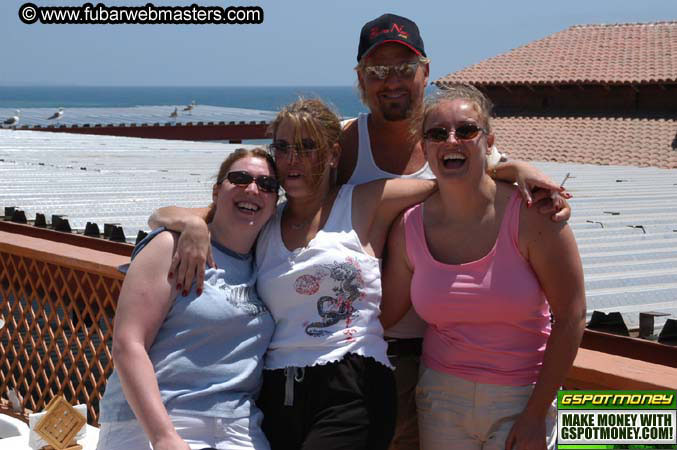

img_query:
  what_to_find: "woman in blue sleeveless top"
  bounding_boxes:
[97,148,279,450]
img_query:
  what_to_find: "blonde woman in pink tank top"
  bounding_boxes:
[381,84,586,450]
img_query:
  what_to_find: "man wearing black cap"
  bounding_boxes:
[338,15,433,450]
[338,13,570,450]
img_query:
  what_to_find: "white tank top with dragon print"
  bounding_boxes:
[255,184,391,370]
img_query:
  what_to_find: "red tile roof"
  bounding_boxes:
[493,116,677,168]
[436,22,677,87]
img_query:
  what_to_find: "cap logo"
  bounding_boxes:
[369,23,409,40]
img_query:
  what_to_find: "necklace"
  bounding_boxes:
[286,188,338,231]
[290,218,312,230]
[288,206,321,230]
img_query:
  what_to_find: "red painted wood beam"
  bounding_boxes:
[23,122,270,141]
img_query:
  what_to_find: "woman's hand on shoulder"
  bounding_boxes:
[148,206,214,293]
[530,188,572,223]
[170,215,214,296]
[497,161,572,222]
[519,196,576,275]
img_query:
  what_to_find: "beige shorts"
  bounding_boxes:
[416,364,557,450]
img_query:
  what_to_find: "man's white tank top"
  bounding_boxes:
[346,113,433,339]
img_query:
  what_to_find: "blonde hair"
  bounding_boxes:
[205,147,277,223]
[411,83,494,140]
[267,98,342,189]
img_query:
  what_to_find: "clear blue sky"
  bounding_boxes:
[1,0,674,86]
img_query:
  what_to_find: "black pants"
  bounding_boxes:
[257,353,397,450]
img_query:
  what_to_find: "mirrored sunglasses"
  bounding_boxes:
[219,170,279,193]
[363,61,420,81]
[423,124,488,142]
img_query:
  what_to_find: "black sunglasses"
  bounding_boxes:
[218,171,279,193]
[423,124,488,142]
[268,139,318,157]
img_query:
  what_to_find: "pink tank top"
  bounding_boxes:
[404,190,551,386]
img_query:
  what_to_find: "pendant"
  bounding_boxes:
[290,221,309,230]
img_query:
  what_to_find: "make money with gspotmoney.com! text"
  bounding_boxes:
[18,2,264,25]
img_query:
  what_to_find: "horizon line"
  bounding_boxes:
[0,84,357,88]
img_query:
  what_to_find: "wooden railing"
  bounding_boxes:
[566,348,677,391]
[1,227,676,427]
[0,230,129,425]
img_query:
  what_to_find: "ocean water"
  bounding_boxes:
[0,86,368,118]
[0,85,440,119]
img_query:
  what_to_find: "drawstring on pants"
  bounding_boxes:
[283,367,305,406]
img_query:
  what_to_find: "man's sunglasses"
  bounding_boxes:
[218,171,279,193]
[268,139,319,158]
[362,61,420,81]
[423,124,488,142]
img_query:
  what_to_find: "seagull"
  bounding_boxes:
[169,107,178,119]
[2,110,20,128]
[47,107,64,123]
[182,100,196,115]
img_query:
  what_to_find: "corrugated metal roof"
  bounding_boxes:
[0,105,276,128]
[1,129,242,239]
[1,130,676,332]
[528,162,677,333]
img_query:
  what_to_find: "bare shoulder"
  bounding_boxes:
[119,229,179,311]
[351,179,387,225]
[521,197,567,232]
[495,181,517,208]
[131,229,179,267]
[337,118,359,185]
[518,186,569,253]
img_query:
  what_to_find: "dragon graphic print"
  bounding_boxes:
[294,256,366,339]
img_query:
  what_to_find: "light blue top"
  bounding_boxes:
[99,228,275,422]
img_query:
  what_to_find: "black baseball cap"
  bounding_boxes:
[357,13,426,62]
